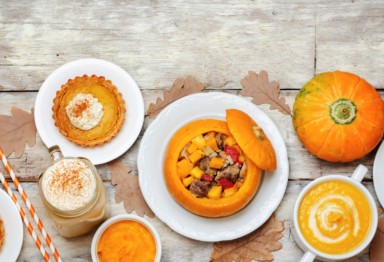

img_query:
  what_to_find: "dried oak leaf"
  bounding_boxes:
[211,213,284,262]
[0,107,36,158]
[240,71,292,116]
[147,76,205,118]
[370,218,384,262]
[109,159,155,218]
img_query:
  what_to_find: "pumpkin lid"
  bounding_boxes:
[226,109,277,171]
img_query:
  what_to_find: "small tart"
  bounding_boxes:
[0,218,4,248]
[52,75,126,147]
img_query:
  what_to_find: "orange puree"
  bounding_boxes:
[97,220,156,262]
[298,180,371,255]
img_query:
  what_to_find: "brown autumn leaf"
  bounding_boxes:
[240,70,292,116]
[109,159,155,218]
[370,218,384,262]
[147,76,205,118]
[211,213,284,262]
[0,107,37,158]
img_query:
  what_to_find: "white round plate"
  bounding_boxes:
[0,189,23,261]
[373,141,384,208]
[34,58,144,165]
[138,92,289,242]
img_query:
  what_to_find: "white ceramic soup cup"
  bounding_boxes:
[293,164,378,261]
[91,214,162,262]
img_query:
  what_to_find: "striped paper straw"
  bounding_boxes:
[0,149,61,262]
[0,172,51,262]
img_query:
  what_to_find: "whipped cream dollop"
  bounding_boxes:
[65,93,104,130]
[41,159,97,211]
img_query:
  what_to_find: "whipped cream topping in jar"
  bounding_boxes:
[42,159,97,211]
[38,146,108,238]
[65,93,104,130]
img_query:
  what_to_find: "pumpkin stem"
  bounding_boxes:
[252,126,265,141]
[329,99,357,125]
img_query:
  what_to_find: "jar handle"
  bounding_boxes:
[48,145,64,161]
[351,164,368,183]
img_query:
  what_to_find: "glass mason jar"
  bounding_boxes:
[38,145,108,238]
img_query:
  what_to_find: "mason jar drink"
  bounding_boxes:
[38,145,108,237]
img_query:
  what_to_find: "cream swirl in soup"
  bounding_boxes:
[298,180,371,255]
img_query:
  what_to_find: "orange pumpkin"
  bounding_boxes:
[293,71,384,162]
[226,109,277,171]
[164,119,262,217]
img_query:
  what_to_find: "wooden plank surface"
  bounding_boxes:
[0,91,382,182]
[0,89,382,262]
[0,0,382,92]
[316,1,384,88]
[0,0,383,261]
[14,181,378,262]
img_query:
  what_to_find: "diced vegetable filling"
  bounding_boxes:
[178,132,247,199]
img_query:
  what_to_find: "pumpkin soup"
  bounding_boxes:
[298,180,371,254]
[97,220,156,262]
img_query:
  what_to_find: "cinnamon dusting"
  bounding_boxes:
[65,93,104,131]
[49,165,86,196]
[70,100,89,118]
[42,159,97,211]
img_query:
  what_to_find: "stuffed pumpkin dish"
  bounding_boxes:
[163,109,276,217]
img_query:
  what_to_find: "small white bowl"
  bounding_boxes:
[293,165,378,261]
[91,214,161,262]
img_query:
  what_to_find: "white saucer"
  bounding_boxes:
[34,58,144,165]
[373,141,384,207]
[0,188,23,261]
[138,92,289,242]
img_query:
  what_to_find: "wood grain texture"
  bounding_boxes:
[316,1,384,89]
[1,1,383,92]
[14,181,376,262]
[0,91,382,182]
[0,1,383,261]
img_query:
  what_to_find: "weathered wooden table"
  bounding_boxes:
[1,1,383,261]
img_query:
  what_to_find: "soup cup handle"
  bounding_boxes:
[300,251,316,262]
[351,164,368,183]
